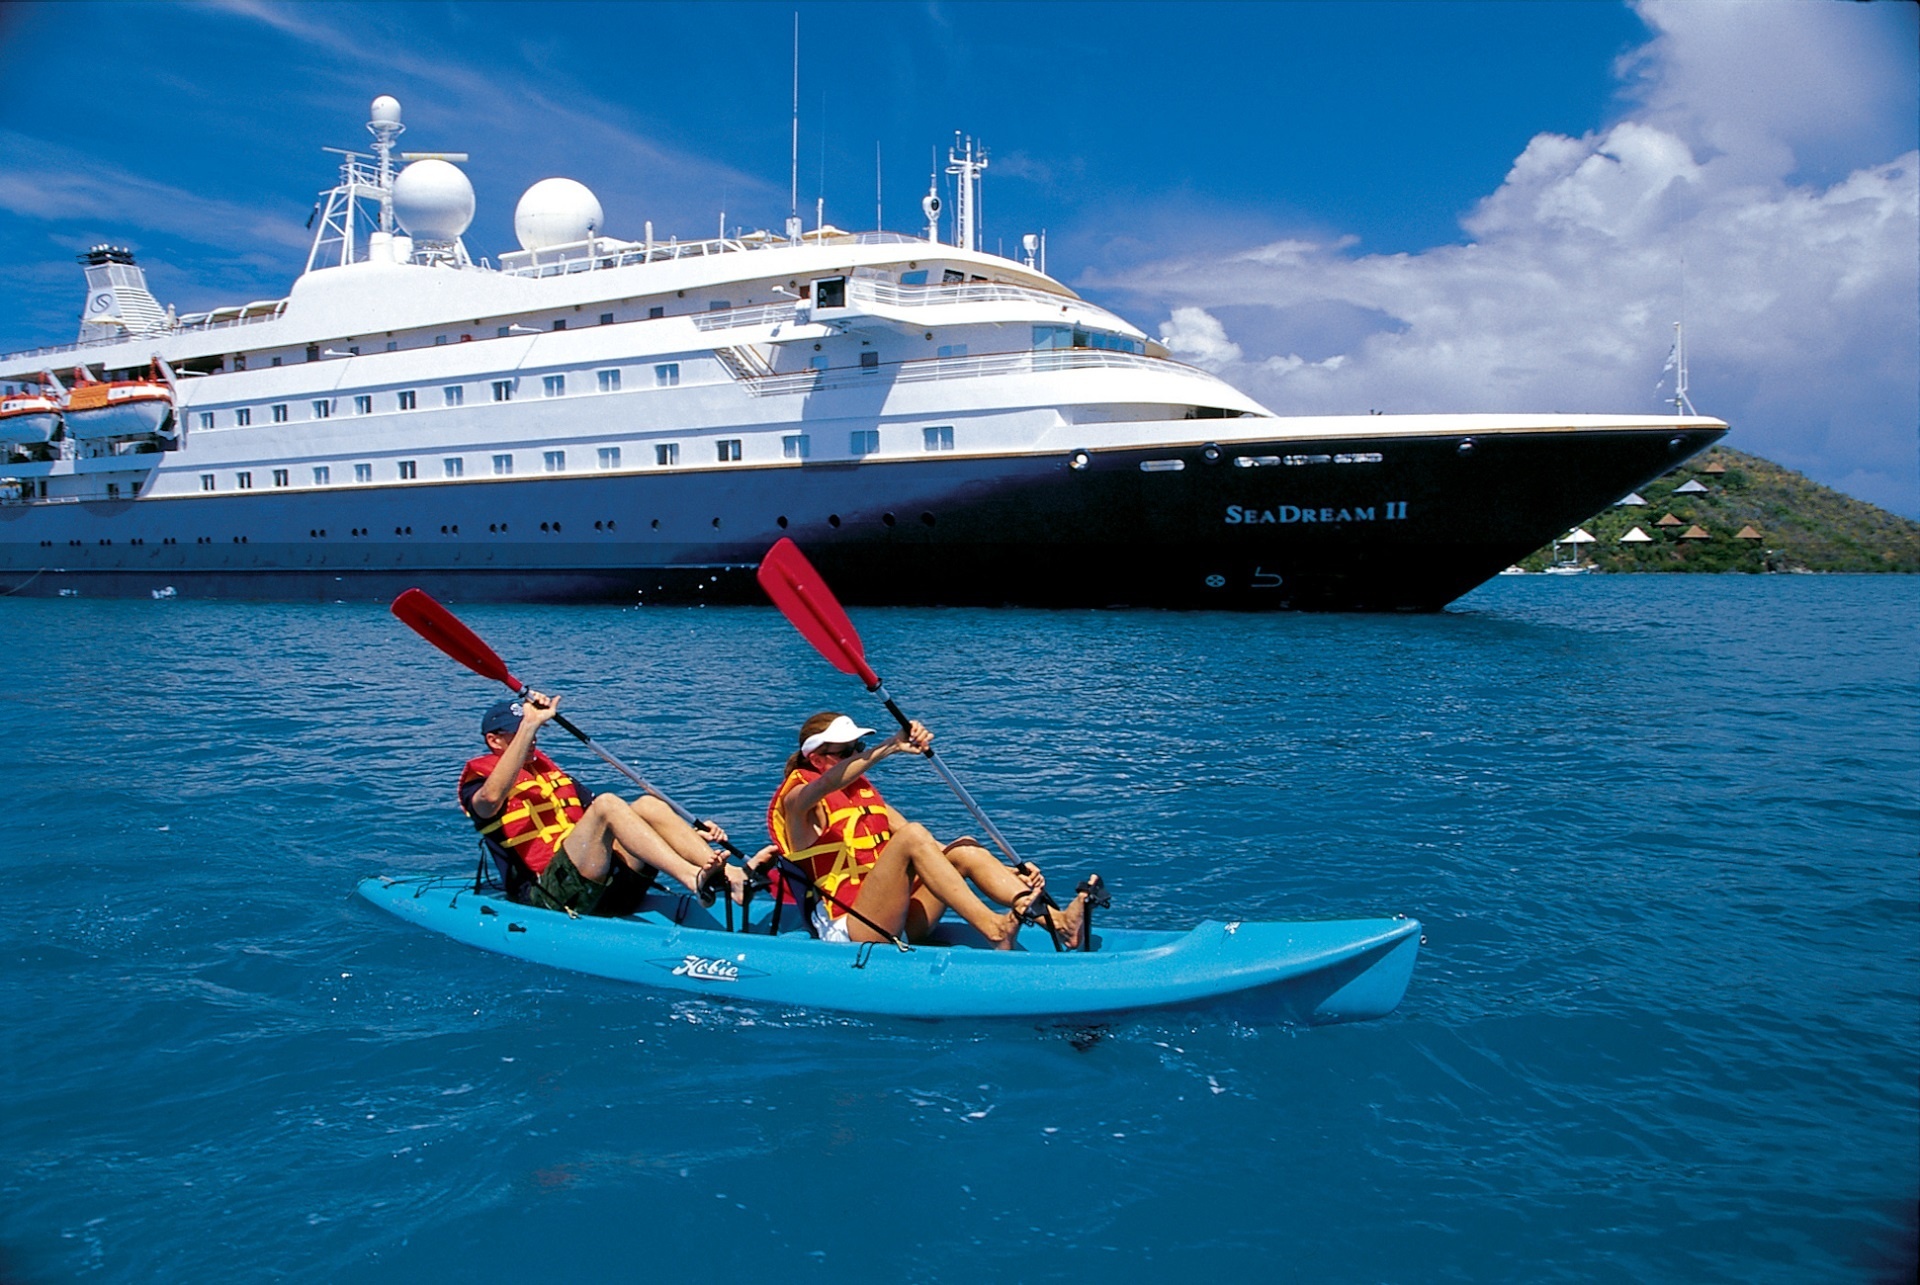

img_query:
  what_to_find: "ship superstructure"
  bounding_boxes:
[0,97,1725,608]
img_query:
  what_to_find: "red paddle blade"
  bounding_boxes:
[390,588,522,690]
[756,539,882,688]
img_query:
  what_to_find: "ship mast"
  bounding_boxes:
[945,134,988,253]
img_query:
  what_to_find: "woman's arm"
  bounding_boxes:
[782,721,933,838]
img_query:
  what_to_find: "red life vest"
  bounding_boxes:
[459,749,588,876]
[766,767,894,917]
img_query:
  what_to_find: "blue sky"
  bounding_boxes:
[2,1,1915,513]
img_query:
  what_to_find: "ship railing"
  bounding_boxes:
[693,302,799,332]
[500,229,929,280]
[1,300,288,365]
[848,278,1080,311]
[736,347,1217,398]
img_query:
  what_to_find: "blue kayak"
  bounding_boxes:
[356,874,1420,1024]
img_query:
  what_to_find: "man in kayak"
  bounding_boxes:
[461,691,739,915]
[768,712,1088,949]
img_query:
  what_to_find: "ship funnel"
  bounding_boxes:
[76,245,171,343]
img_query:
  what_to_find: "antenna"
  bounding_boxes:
[875,141,883,232]
[787,12,802,244]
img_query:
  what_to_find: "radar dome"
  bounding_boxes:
[369,95,402,128]
[514,178,604,251]
[392,159,474,242]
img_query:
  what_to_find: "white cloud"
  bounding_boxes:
[1159,307,1241,367]
[1089,0,1920,515]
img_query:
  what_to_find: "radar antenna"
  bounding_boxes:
[945,134,988,253]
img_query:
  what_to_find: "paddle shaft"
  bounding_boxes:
[869,684,1027,870]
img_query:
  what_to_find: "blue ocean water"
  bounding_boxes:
[3,576,1914,1283]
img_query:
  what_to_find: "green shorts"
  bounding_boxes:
[529,846,610,916]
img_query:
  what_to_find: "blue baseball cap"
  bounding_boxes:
[481,699,526,738]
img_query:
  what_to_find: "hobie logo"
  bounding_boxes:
[671,955,740,981]
[1225,501,1408,525]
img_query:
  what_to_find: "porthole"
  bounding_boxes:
[1457,438,1476,457]
[881,512,896,527]
[594,521,603,531]
[1200,442,1223,464]
[711,517,721,529]
[777,515,789,529]
[920,512,935,527]
[605,520,614,531]
[551,522,560,533]
[540,522,549,532]
[828,514,841,528]
[651,518,660,530]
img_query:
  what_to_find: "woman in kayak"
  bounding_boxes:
[768,712,1087,949]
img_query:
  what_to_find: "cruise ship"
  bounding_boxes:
[0,97,1726,609]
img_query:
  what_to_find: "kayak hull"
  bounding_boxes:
[357,875,1419,1024]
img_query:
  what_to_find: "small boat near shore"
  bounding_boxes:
[357,873,1421,1024]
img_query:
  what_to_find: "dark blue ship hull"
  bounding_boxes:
[0,424,1724,610]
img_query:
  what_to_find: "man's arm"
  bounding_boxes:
[468,691,561,819]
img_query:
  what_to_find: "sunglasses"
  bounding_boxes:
[817,740,866,758]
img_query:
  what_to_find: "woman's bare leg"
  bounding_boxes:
[847,824,1020,948]
[944,840,1087,948]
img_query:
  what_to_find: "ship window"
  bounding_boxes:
[860,351,880,371]
[435,335,448,346]
[273,469,289,487]
[943,270,964,284]
[398,390,416,410]
[398,460,417,480]
[200,474,215,491]
[354,395,372,415]
[783,434,810,460]
[444,457,464,478]
[271,357,282,367]
[600,313,614,325]
[354,463,372,483]
[923,425,954,452]
[544,451,565,473]
[271,403,289,423]
[492,380,514,402]
[648,306,664,319]
[815,277,846,309]
[444,386,464,407]
[708,300,731,312]
[899,270,928,286]
[198,411,214,430]
[313,466,331,485]
[552,319,566,331]
[306,345,320,362]
[385,341,397,352]
[236,408,251,427]
[497,326,512,338]
[234,354,247,371]
[312,400,332,419]
[654,363,679,387]
[716,439,742,462]
[543,375,566,398]
[107,483,119,499]
[655,443,679,466]
[597,369,620,392]
[937,344,967,359]
[493,454,513,476]
[850,430,879,456]
[809,355,828,372]
[597,447,620,470]
[1032,325,1070,351]
[236,471,253,489]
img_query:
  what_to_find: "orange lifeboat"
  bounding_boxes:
[64,361,176,442]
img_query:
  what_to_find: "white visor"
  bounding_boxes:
[800,715,878,755]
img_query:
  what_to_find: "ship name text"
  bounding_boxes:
[1225,501,1409,525]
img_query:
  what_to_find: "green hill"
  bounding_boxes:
[1516,445,1920,573]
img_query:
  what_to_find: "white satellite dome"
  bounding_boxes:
[392,159,475,242]
[514,177,603,251]
[369,95,402,128]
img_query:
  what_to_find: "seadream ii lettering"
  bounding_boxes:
[1225,501,1408,525]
